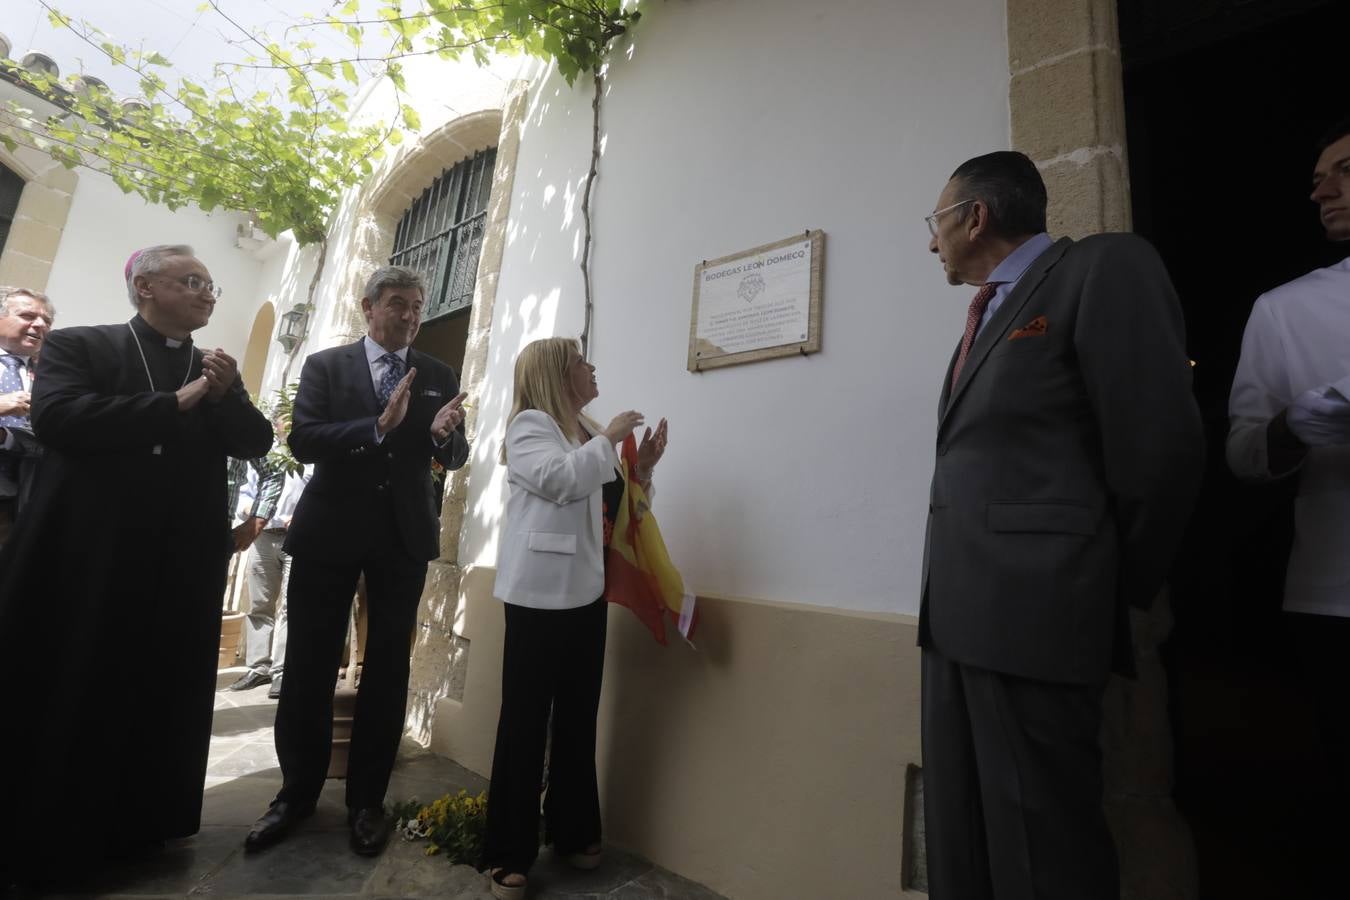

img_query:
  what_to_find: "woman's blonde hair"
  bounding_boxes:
[501,337,593,463]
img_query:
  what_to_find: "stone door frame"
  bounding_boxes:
[1008,0,1130,237]
[1008,3,1198,896]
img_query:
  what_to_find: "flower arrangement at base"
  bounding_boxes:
[390,790,488,863]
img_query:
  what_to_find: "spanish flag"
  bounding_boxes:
[604,434,697,645]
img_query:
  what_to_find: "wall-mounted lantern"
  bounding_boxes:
[276,302,312,353]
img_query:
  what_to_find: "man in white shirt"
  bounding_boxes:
[0,287,55,546]
[229,455,312,699]
[1227,115,1350,794]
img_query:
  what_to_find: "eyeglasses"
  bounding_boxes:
[925,198,975,237]
[174,274,223,300]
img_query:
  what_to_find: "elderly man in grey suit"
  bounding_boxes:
[919,151,1204,900]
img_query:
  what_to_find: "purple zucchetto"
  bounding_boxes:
[124,248,144,283]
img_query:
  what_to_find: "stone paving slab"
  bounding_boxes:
[29,670,725,900]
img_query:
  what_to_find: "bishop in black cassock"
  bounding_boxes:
[0,245,272,887]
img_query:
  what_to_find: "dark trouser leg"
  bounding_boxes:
[923,647,1119,900]
[275,556,361,808]
[481,603,560,875]
[922,647,995,900]
[543,598,608,853]
[345,554,427,810]
[1286,612,1350,798]
[0,497,14,548]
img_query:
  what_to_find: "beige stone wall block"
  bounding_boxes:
[7,144,54,180]
[372,187,416,222]
[437,468,473,561]
[407,631,471,742]
[13,181,73,227]
[1042,153,1131,237]
[437,487,466,561]
[431,568,926,900]
[407,563,470,742]
[444,464,470,507]
[464,321,496,377]
[410,622,455,689]
[1010,49,1124,161]
[4,220,62,264]
[432,113,498,159]
[418,560,463,629]
[469,277,502,334]
[0,252,52,290]
[1007,0,1118,71]
[38,164,78,194]
[478,217,508,276]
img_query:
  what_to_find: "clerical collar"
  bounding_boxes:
[130,314,193,349]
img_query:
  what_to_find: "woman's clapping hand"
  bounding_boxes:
[603,410,644,445]
[636,417,668,480]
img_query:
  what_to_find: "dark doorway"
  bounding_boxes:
[1121,1,1350,897]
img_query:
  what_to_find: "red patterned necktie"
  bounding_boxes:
[950,282,998,388]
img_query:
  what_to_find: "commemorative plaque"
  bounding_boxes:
[688,230,824,372]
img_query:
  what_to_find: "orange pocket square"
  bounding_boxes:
[1008,315,1048,340]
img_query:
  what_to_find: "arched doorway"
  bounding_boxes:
[241,301,276,398]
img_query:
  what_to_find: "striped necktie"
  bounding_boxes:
[0,355,28,429]
[950,282,999,388]
[377,352,405,408]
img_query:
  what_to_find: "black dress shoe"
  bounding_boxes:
[228,669,271,692]
[244,801,313,852]
[348,807,392,857]
[266,673,283,700]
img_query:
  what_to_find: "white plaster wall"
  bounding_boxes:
[43,172,263,356]
[469,0,1012,615]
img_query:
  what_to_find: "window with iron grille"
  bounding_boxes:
[0,163,25,256]
[389,147,496,322]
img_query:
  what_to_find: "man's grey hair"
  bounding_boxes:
[126,244,195,307]
[362,266,425,305]
[0,287,56,320]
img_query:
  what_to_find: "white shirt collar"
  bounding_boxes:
[363,335,410,365]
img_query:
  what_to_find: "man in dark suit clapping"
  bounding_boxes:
[919,152,1204,899]
[245,265,469,857]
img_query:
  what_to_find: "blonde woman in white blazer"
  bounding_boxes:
[481,337,668,900]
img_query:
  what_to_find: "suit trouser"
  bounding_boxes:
[243,530,291,674]
[921,646,1119,900]
[0,497,13,548]
[273,535,427,811]
[481,597,607,875]
[1286,611,1350,797]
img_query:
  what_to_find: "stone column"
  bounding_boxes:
[405,81,531,743]
[0,147,78,290]
[1008,0,1130,236]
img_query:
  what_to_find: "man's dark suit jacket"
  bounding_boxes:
[0,425,41,516]
[285,340,469,563]
[919,234,1205,686]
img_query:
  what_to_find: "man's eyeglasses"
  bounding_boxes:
[174,274,223,300]
[925,198,975,237]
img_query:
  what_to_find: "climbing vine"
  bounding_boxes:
[1,0,640,352]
